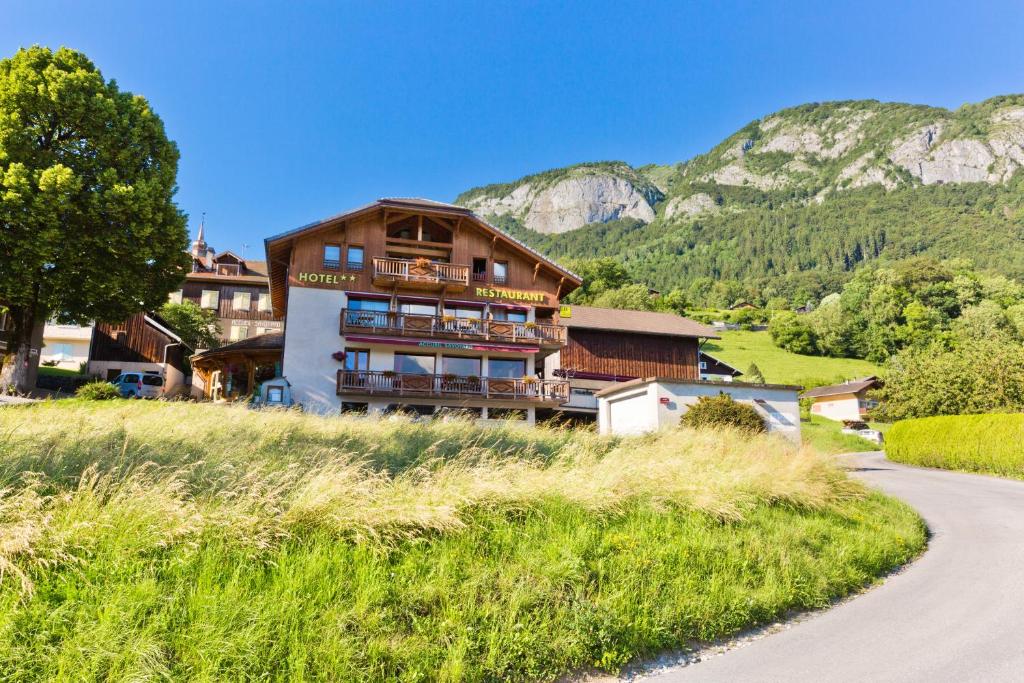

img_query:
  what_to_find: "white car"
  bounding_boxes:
[841,421,884,445]
[110,371,164,399]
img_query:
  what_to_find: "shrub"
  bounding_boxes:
[769,312,819,355]
[75,381,122,401]
[887,414,1024,478]
[680,394,766,433]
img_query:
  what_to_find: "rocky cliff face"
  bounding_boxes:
[457,96,1024,233]
[458,163,662,234]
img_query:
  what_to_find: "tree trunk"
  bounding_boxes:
[0,305,44,395]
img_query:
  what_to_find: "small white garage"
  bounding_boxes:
[597,377,803,443]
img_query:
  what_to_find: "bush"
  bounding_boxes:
[887,414,1024,478]
[680,394,766,433]
[75,381,122,401]
[769,312,819,355]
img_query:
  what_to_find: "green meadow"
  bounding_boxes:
[0,401,923,681]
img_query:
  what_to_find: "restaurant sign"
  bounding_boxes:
[475,287,546,303]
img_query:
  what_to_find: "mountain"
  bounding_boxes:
[455,96,1024,299]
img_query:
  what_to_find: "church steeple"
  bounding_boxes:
[190,213,214,266]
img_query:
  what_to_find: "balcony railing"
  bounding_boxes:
[337,370,569,403]
[372,257,469,289]
[340,309,566,346]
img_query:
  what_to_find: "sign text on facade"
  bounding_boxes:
[475,287,546,303]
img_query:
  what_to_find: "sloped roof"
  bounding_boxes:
[700,351,743,376]
[562,306,719,339]
[192,332,283,360]
[802,376,880,399]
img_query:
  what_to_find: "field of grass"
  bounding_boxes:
[703,330,881,388]
[801,415,885,455]
[887,414,1024,479]
[0,402,924,680]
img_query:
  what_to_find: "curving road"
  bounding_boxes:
[648,451,1024,683]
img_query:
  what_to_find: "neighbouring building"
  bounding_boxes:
[174,222,283,344]
[699,351,743,382]
[802,376,881,422]
[543,306,720,417]
[256,198,583,421]
[88,313,192,394]
[597,377,803,443]
[40,321,93,370]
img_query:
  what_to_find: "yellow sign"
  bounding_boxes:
[559,305,572,318]
[475,286,546,303]
[296,272,357,285]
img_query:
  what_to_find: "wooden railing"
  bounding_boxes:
[372,257,470,288]
[337,370,569,403]
[340,309,566,346]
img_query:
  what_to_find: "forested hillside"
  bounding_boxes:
[458,96,1024,304]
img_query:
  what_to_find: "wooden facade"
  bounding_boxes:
[267,199,579,318]
[558,329,700,381]
[90,314,188,371]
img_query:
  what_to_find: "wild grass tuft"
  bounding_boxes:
[0,401,924,680]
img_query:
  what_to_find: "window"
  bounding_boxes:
[341,402,369,414]
[49,343,73,361]
[347,245,364,271]
[394,353,435,375]
[346,298,389,326]
[168,290,183,304]
[201,290,219,309]
[488,358,525,378]
[229,324,248,341]
[493,261,508,284]
[267,387,284,403]
[442,356,481,377]
[323,244,341,270]
[444,305,483,320]
[491,307,527,322]
[344,348,369,372]
[699,361,708,370]
[472,258,487,282]
[399,301,437,316]
[232,291,251,310]
[142,375,164,387]
[106,369,121,381]
[257,292,272,312]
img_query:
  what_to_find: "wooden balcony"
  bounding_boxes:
[337,370,570,404]
[340,309,566,347]
[372,257,469,291]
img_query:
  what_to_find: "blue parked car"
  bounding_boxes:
[110,371,164,399]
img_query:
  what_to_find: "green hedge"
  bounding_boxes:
[887,414,1024,478]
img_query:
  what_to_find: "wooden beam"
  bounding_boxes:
[417,215,424,241]
[533,261,541,284]
[555,276,566,301]
[386,211,415,225]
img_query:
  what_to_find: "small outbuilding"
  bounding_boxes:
[596,377,803,443]
[802,376,881,422]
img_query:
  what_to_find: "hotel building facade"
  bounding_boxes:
[263,198,583,423]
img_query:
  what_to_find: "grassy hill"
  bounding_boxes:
[703,330,880,387]
[0,401,923,680]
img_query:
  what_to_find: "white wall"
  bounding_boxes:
[86,360,186,396]
[282,287,348,413]
[600,381,802,443]
[41,323,93,369]
[810,393,862,421]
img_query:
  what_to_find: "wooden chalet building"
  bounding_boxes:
[175,223,282,344]
[88,313,191,392]
[542,306,720,416]
[261,198,582,421]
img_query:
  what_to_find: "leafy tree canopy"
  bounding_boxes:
[0,46,188,390]
[158,302,221,351]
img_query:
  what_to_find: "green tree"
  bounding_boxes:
[0,47,188,392]
[591,283,658,311]
[768,312,818,355]
[563,257,635,304]
[745,363,766,384]
[158,301,221,351]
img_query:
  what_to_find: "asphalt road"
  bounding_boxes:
[649,451,1024,683]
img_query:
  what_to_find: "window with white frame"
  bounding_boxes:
[257,292,271,312]
[168,290,182,304]
[49,343,74,361]
[232,291,251,311]
[201,290,220,309]
[229,324,248,341]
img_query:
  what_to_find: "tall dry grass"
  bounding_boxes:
[0,401,858,594]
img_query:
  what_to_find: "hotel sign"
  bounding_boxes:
[475,286,546,303]
[296,272,357,285]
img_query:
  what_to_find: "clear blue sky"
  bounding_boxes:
[4,1,1024,255]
